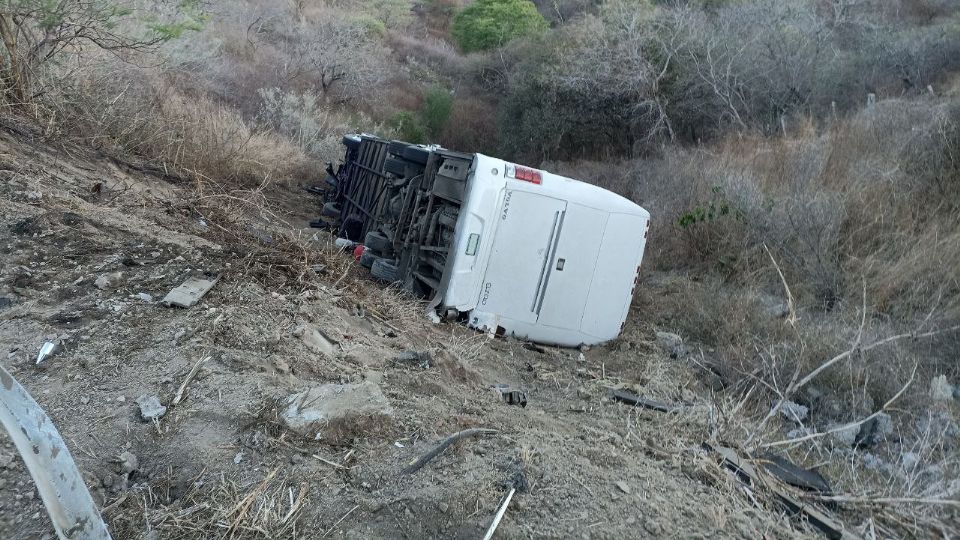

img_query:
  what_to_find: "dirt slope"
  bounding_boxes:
[0,127,812,539]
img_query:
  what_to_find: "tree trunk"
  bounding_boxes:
[0,13,28,103]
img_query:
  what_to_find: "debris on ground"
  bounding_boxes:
[706,444,857,540]
[281,382,394,441]
[854,413,894,448]
[492,384,527,407]
[0,365,111,539]
[655,331,687,358]
[135,395,166,422]
[161,276,218,308]
[94,272,122,291]
[135,293,153,303]
[402,428,497,475]
[757,452,831,493]
[392,351,432,369]
[35,341,59,365]
[611,389,680,413]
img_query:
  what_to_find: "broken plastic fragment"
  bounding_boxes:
[36,341,58,365]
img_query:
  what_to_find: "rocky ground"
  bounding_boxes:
[0,125,948,539]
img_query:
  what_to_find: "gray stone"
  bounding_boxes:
[778,401,809,423]
[135,395,167,422]
[281,382,393,440]
[615,481,631,494]
[94,272,122,290]
[136,293,153,303]
[655,331,686,358]
[828,423,859,447]
[297,324,337,357]
[929,375,954,402]
[855,413,894,447]
[392,351,432,369]
[162,276,218,308]
[862,452,884,470]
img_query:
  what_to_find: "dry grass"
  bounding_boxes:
[105,467,311,540]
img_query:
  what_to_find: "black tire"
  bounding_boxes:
[384,157,407,177]
[322,202,340,218]
[364,231,392,254]
[359,249,380,268]
[341,216,364,241]
[342,135,361,151]
[371,258,401,283]
[402,146,431,165]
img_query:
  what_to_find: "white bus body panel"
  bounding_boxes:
[441,154,649,346]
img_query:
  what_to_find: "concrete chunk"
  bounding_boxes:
[162,277,217,308]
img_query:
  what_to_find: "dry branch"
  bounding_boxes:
[401,428,498,475]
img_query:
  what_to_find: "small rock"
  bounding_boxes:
[135,395,167,422]
[233,452,243,465]
[856,413,894,447]
[297,324,337,357]
[118,451,139,474]
[136,293,153,303]
[438,502,449,513]
[615,480,631,494]
[643,519,663,535]
[654,331,686,358]
[930,375,954,402]
[115,395,126,403]
[80,397,90,405]
[392,351,431,369]
[862,452,884,470]
[273,356,291,374]
[778,401,809,423]
[828,423,859,447]
[94,272,122,290]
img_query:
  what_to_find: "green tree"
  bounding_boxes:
[451,0,548,52]
[421,86,453,138]
[0,0,202,104]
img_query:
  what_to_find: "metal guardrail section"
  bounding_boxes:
[0,366,111,540]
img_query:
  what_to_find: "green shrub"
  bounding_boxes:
[388,111,426,143]
[451,0,548,52]
[422,86,454,138]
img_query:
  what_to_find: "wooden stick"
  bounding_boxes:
[172,356,210,407]
[322,504,359,537]
[313,454,350,470]
[482,488,516,540]
[402,428,497,475]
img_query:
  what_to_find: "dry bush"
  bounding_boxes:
[44,63,315,186]
[439,94,499,152]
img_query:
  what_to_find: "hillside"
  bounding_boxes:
[1,0,959,538]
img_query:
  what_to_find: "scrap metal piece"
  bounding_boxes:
[162,276,218,308]
[0,365,112,539]
[492,384,527,407]
[36,341,59,365]
[611,389,680,413]
[706,443,859,540]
